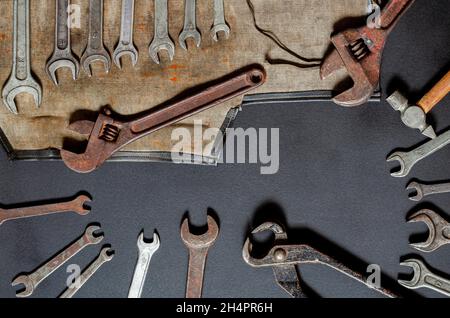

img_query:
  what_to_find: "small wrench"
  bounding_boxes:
[181,215,219,298]
[211,0,230,42]
[2,0,42,114]
[387,130,450,178]
[179,0,201,50]
[149,0,175,64]
[46,0,80,85]
[113,0,138,68]
[128,231,160,298]
[407,181,450,202]
[399,259,450,297]
[81,0,111,76]
[12,225,104,297]
[59,247,114,298]
[0,194,91,226]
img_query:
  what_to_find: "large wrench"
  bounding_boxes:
[211,0,230,42]
[2,0,42,114]
[179,0,201,50]
[113,0,138,69]
[149,0,175,64]
[46,0,80,85]
[387,130,450,178]
[81,0,111,76]
[12,225,104,297]
[407,181,450,202]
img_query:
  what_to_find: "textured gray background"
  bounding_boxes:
[0,0,449,298]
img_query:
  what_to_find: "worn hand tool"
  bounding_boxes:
[60,247,114,298]
[81,0,111,76]
[60,66,266,173]
[399,259,450,297]
[113,0,138,69]
[243,222,398,298]
[46,0,80,85]
[12,225,104,297]
[179,0,201,50]
[149,0,175,64]
[128,231,160,298]
[407,181,450,202]
[387,130,450,178]
[320,0,414,107]
[407,209,450,253]
[181,215,219,298]
[0,194,90,226]
[211,0,230,42]
[2,0,42,114]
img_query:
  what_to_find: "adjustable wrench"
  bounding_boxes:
[81,0,111,76]
[149,0,175,64]
[12,225,104,297]
[128,231,160,298]
[113,0,138,68]
[211,0,230,42]
[179,0,201,50]
[407,181,450,202]
[46,0,80,85]
[2,0,42,114]
[60,247,114,298]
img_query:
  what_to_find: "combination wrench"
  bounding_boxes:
[46,0,80,85]
[407,181,450,202]
[179,0,201,50]
[2,0,42,114]
[149,0,175,64]
[211,0,230,42]
[113,0,138,69]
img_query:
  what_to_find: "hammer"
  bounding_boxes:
[387,70,450,139]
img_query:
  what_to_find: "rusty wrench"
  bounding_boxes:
[113,0,138,68]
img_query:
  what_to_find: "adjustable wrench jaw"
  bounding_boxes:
[408,210,450,253]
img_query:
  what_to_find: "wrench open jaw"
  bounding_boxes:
[2,81,42,115]
[386,152,411,178]
[398,259,427,289]
[148,39,175,65]
[81,52,112,78]
[181,216,219,250]
[113,45,139,69]
[179,29,202,51]
[46,58,80,86]
[406,181,424,201]
[408,209,450,253]
[211,24,230,42]
[137,231,160,251]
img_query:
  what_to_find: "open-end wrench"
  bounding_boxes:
[179,0,201,50]
[407,181,450,202]
[128,231,160,298]
[81,0,111,76]
[12,225,104,297]
[60,247,114,298]
[113,0,138,69]
[0,194,91,226]
[46,0,80,85]
[2,0,42,114]
[149,0,175,64]
[399,259,450,297]
[211,0,230,42]
[181,215,219,298]
[387,130,450,178]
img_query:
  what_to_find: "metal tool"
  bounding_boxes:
[60,66,266,173]
[387,130,450,178]
[407,209,450,252]
[46,0,80,85]
[113,0,138,68]
[181,215,219,298]
[149,0,175,64]
[211,0,230,41]
[0,194,91,226]
[399,259,450,297]
[128,231,160,298]
[60,247,114,298]
[407,181,450,202]
[179,0,201,50]
[81,0,111,76]
[243,222,398,298]
[12,225,104,297]
[2,0,42,114]
[320,0,414,107]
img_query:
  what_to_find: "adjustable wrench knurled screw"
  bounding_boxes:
[113,0,138,68]
[211,0,230,41]
[149,0,175,64]
[179,0,201,50]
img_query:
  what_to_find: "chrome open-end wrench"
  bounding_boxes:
[113,0,138,69]
[46,0,80,85]
[179,0,201,50]
[12,225,104,297]
[2,0,42,114]
[59,247,114,298]
[407,181,450,202]
[211,0,230,41]
[149,0,175,64]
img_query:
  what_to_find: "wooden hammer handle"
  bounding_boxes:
[418,70,450,113]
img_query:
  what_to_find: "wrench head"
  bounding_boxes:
[408,209,447,252]
[181,215,219,249]
[46,58,80,86]
[149,39,175,64]
[113,45,139,69]
[99,247,115,262]
[179,30,202,51]
[211,24,230,42]
[386,153,409,178]
[137,231,160,253]
[398,259,425,289]
[406,182,423,202]
[72,194,92,216]
[84,225,104,245]
[2,81,42,114]
[11,275,34,298]
[81,53,112,77]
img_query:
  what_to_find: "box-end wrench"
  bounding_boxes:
[211,0,230,42]
[46,0,80,85]
[59,247,114,298]
[12,225,104,297]
[387,130,450,178]
[113,0,138,69]
[407,181,450,202]
[2,0,42,114]
[128,231,160,298]
[149,0,175,64]
[81,0,111,77]
[179,0,201,50]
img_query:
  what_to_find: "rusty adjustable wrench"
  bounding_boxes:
[61,66,266,173]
